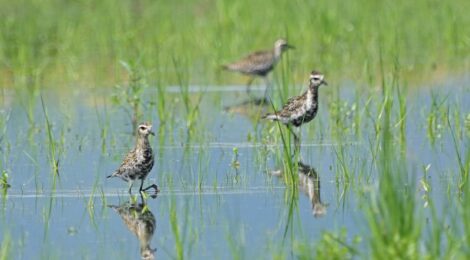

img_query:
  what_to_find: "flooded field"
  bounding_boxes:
[1,77,469,259]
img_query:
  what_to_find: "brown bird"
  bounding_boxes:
[222,38,294,94]
[107,122,159,195]
[263,71,327,150]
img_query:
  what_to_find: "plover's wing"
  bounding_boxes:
[225,50,273,74]
[278,95,306,118]
[115,149,138,175]
[262,94,305,121]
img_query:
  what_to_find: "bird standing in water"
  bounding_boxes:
[222,38,294,97]
[263,71,327,152]
[107,122,159,195]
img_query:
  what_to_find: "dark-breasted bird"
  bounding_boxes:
[107,122,159,195]
[222,38,294,93]
[262,71,327,149]
[263,71,327,126]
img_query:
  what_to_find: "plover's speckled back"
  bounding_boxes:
[222,38,294,93]
[263,71,327,148]
[107,122,159,195]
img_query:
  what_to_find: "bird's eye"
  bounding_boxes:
[139,126,146,130]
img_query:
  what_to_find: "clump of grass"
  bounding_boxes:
[171,55,204,139]
[275,121,298,187]
[0,170,10,192]
[40,95,59,177]
[169,196,186,260]
[112,60,148,134]
[446,107,469,192]
[426,91,449,145]
[225,224,246,260]
[0,233,12,260]
[459,145,470,253]
[94,97,110,154]
[465,113,470,136]
[294,229,360,259]
[365,83,422,259]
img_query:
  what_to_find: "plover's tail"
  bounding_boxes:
[106,171,117,178]
[221,63,241,72]
[262,113,279,121]
[107,204,118,210]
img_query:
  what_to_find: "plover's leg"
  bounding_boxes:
[246,77,255,94]
[262,77,272,103]
[128,181,134,194]
[143,184,159,193]
[295,128,302,154]
[287,125,301,157]
[139,179,145,192]
[139,191,146,203]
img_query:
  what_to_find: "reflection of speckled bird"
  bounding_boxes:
[108,201,156,260]
[297,161,327,218]
[107,122,159,195]
[263,71,327,149]
[222,38,294,93]
[271,161,327,218]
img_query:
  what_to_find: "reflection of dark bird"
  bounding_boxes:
[108,201,156,260]
[222,38,294,94]
[107,122,159,195]
[263,71,327,151]
[297,161,327,218]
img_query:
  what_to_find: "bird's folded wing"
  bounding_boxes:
[278,96,305,117]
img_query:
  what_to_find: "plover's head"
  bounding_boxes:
[309,71,327,87]
[274,38,294,52]
[137,122,155,137]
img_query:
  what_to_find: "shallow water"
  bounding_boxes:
[0,79,469,259]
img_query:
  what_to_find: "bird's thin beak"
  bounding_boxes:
[322,80,328,86]
[149,131,155,136]
[286,44,295,49]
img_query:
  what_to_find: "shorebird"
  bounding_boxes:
[107,122,159,195]
[262,71,327,151]
[222,38,294,94]
[108,200,156,259]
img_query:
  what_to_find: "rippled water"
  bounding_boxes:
[0,79,469,259]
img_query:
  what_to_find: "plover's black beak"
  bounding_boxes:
[149,131,155,136]
[286,44,295,49]
[322,80,328,86]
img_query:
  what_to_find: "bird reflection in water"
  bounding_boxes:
[224,97,269,119]
[272,161,327,218]
[108,196,156,259]
[297,161,327,218]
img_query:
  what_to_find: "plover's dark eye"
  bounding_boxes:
[139,126,146,130]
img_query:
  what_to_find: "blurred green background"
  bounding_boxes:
[0,0,469,89]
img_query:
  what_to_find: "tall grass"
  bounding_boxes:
[40,95,59,177]
[112,60,148,133]
[0,233,11,260]
[0,0,468,89]
[365,79,422,258]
